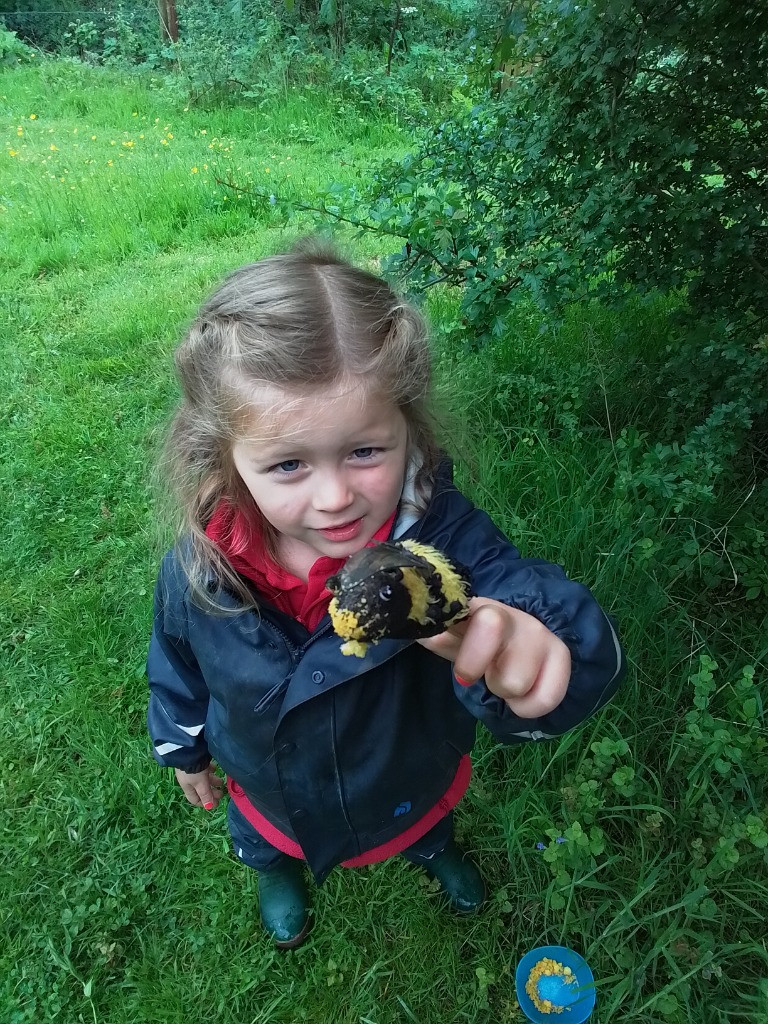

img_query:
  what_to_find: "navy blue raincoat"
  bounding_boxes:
[147,461,625,882]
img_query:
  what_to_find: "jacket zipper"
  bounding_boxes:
[329,687,358,849]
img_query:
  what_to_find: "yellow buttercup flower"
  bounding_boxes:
[191,166,198,173]
[29,113,37,119]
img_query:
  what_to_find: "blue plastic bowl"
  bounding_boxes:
[515,945,596,1023]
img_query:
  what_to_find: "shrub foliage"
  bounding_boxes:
[310,0,768,547]
[356,0,767,334]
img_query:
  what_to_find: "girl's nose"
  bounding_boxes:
[312,470,354,513]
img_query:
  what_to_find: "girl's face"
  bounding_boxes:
[231,384,409,575]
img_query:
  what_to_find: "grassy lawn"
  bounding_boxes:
[2,60,766,1024]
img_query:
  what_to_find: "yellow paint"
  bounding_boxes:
[330,600,372,657]
[401,568,432,626]
[328,599,365,640]
[401,540,469,617]
[340,639,369,658]
[524,957,576,1014]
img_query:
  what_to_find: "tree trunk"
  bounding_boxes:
[158,0,179,43]
[386,2,401,76]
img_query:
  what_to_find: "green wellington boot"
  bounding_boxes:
[422,839,487,915]
[257,857,313,949]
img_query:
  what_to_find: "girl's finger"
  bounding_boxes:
[416,629,462,663]
[501,642,571,718]
[195,782,217,808]
[451,603,508,685]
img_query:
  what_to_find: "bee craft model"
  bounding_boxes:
[327,540,473,657]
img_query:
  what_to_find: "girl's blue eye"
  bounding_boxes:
[275,460,301,473]
[353,447,375,459]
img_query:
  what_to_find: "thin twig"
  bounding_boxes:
[213,176,455,277]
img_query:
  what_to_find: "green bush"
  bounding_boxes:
[357,1,767,327]
[0,24,35,65]
[310,0,768,544]
[3,1,155,55]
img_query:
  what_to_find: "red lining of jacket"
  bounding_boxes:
[228,756,471,866]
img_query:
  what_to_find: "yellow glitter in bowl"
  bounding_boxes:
[525,957,577,1014]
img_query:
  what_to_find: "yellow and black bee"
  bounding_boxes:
[327,540,473,657]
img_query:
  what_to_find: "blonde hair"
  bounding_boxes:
[161,239,441,609]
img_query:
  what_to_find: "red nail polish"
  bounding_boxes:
[455,674,473,687]
[204,802,214,810]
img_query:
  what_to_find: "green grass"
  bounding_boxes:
[2,60,767,1024]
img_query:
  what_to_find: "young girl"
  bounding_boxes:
[147,240,624,949]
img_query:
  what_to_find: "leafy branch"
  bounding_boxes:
[215,174,472,283]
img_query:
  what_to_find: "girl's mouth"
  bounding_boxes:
[317,518,364,542]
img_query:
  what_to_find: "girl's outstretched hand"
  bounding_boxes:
[417,597,571,718]
[174,762,225,811]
